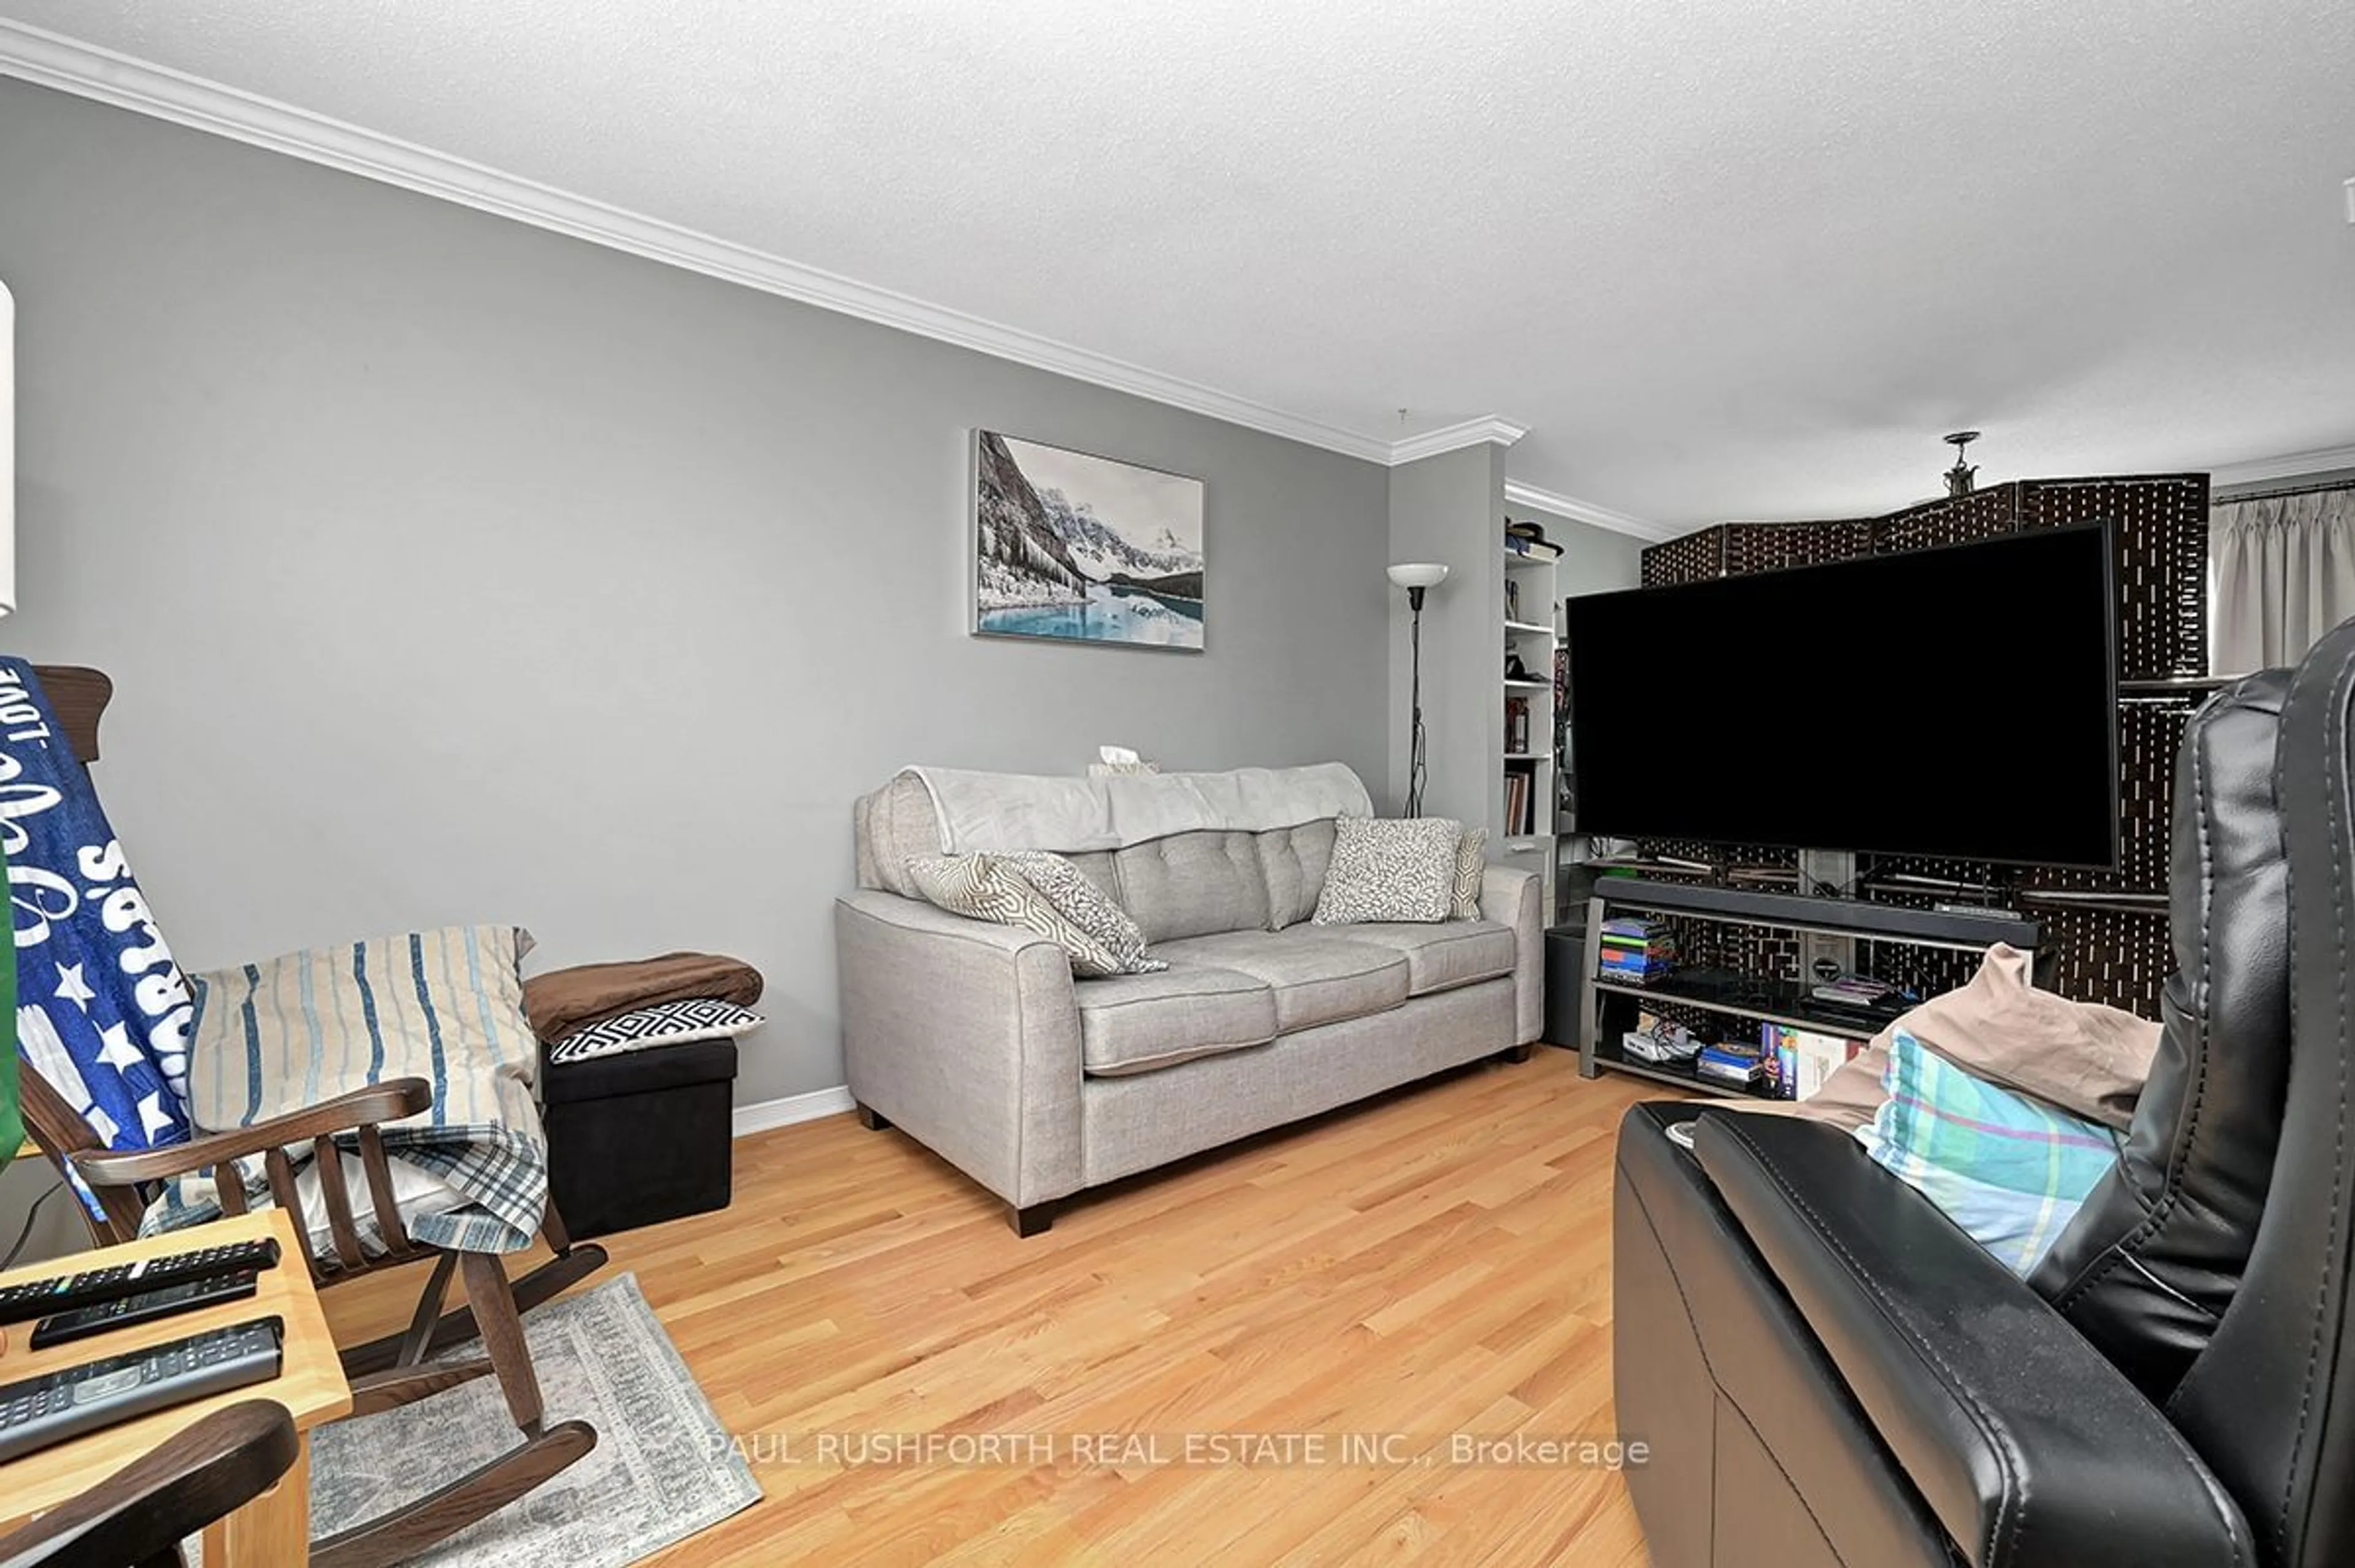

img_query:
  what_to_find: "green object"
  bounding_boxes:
[0,835,15,1173]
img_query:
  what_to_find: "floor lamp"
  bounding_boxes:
[1388,562,1449,817]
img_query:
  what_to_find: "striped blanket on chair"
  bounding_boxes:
[145,925,550,1255]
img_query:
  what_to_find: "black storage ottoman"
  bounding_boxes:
[543,1038,738,1241]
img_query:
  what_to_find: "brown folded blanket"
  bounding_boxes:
[524,951,765,1041]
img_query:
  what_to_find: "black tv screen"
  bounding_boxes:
[1566,524,2118,868]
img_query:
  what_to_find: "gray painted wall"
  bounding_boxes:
[1514,505,1646,603]
[1385,445,1503,828]
[0,81,1392,1112]
[1384,459,1645,837]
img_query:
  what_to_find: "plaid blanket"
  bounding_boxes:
[1856,1028,2122,1275]
[144,926,548,1255]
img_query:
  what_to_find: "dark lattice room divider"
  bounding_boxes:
[1631,473,2208,1017]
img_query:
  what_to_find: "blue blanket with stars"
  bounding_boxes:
[1,662,194,1195]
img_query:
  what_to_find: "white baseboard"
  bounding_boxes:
[732,1085,856,1138]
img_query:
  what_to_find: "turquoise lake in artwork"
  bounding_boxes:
[979,584,1204,649]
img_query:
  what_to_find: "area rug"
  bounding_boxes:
[309,1272,760,1567]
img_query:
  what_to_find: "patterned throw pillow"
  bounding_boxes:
[545,998,767,1065]
[1312,817,1462,926]
[1450,827,1488,920]
[905,855,1128,978]
[1856,1030,2123,1276]
[1000,851,1165,974]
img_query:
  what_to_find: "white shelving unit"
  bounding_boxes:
[1499,538,1560,912]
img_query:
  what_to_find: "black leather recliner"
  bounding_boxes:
[1612,617,2355,1568]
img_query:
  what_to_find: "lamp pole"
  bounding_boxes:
[1406,583,1430,817]
[1387,563,1449,818]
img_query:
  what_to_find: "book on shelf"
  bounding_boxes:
[1505,696,1531,754]
[1598,916,1676,984]
[1504,578,1522,624]
[1761,1023,1869,1101]
[1502,764,1541,837]
[1696,1039,1771,1090]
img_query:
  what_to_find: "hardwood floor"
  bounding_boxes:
[324,1047,1663,1566]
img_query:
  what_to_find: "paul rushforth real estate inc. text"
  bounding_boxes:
[710,1430,1652,1470]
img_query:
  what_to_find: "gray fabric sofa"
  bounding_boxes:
[836,772,1545,1233]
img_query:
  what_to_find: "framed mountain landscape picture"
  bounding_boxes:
[971,430,1206,652]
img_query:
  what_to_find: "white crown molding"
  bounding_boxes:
[1388,416,1529,465]
[1503,480,1678,543]
[2209,442,2355,490]
[0,23,1674,532]
[0,20,1403,463]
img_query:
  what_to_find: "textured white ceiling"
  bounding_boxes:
[7,0,2353,526]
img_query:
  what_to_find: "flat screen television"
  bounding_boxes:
[1565,523,2118,868]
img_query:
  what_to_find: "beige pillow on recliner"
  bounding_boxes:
[1721,944,2160,1134]
[1890,943,2158,1130]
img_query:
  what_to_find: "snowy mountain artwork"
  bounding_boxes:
[973,431,1206,651]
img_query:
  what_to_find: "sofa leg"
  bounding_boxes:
[1499,1043,1534,1064]
[1009,1201,1057,1237]
[856,1104,891,1131]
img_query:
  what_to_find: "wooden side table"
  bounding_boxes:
[0,1208,351,1564]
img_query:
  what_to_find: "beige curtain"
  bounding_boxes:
[2211,487,2355,673]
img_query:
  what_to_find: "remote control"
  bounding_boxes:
[28,1269,261,1352]
[0,1316,284,1463]
[0,1239,281,1326]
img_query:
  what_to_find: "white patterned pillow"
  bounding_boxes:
[999,851,1166,974]
[546,998,766,1065]
[1451,827,1488,920]
[1312,817,1461,926]
[905,854,1127,977]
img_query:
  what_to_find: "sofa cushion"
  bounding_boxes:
[1076,966,1277,1077]
[1154,930,1409,1033]
[1114,830,1273,943]
[1064,850,1120,903]
[1330,920,1516,995]
[1257,819,1340,930]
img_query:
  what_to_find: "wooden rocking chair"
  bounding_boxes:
[15,667,610,1568]
[0,1399,299,1568]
